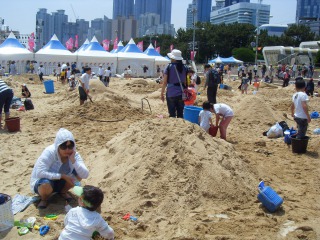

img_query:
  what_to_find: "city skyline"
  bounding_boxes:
[1,0,296,35]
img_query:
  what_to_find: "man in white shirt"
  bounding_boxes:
[79,67,91,105]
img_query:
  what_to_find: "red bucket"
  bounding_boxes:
[209,125,219,137]
[5,117,20,132]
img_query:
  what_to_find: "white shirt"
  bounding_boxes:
[59,206,114,240]
[104,69,111,77]
[98,67,104,76]
[199,110,212,131]
[81,73,91,90]
[292,92,309,119]
[214,103,234,118]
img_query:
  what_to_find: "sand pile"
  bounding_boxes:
[87,118,257,239]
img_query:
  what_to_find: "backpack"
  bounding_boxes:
[208,69,220,87]
[24,99,34,110]
[195,75,201,85]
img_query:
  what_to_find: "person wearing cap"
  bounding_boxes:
[30,128,89,209]
[161,49,188,118]
[21,84,31,98]
[0,79,14,128]
[59,185,114,240]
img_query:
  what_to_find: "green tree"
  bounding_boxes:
[232,48,255,62]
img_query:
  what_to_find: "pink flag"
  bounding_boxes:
[156,47,160,53]
[66,37,74,50]
[113,37,118,49]
[75,35,79,48]
[190,51,197,61]
[154,40,157,48]
[28,32,35,52]
[170,44,174,52]
[102,39,110,51]
[137,41,143,51]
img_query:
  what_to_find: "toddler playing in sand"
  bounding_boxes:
[198,101,213,133]
[59,185,114,240]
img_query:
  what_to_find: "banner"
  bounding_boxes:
[75,35,79,48]
[102,39,110,51]
[113,37,118,50]
[28,32,35,52]
[156,47,160,54]
[137,41,143,52]
[66,37,74,50]
[170,44,174,52]
[190,51,197,61]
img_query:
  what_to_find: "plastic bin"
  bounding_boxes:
[43,80,54,94]
[291,136,309,153]
[0,193,14,231]
[257,181,283,213]
[5,117,20,132]
[183,106,203,124]
[219,84,225,89]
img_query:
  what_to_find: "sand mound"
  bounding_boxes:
[88,118,256,239]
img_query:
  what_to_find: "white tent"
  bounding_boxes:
[75,39,89,53]
[117,39,155,77]
[0,32,33,73]
[143,44,169,75]
[110,41,124,53]
[77,36,117,74]
[35,34,76,74]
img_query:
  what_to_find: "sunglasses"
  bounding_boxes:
[59,141,75,150]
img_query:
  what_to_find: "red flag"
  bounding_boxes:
[190,51,197,61]
[66,37,73,50]
[102,39,110,51]
[137,41,143,51]
[170,44,174,52]
[75,35,79,48]
[113,37,118,49]
[154,40,157,48]
[156,47,160,53]
[28,32,35,52]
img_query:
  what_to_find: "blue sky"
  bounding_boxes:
[0,0,296,33]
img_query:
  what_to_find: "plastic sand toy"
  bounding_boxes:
[18,227,29,236]
[44,214,58,220]
[39,225,50,236]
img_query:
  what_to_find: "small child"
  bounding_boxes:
[59,185,114,240]
[211,103,234,140]
[253,76,260,91]
[198,101,213,133]
[291,77,311,139]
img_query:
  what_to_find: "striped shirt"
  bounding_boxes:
[0,80,10,93]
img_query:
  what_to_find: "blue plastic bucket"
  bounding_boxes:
[219,84,225,89]
[43,80,54,94]
[257,182,283,213]
[184,106,203,124]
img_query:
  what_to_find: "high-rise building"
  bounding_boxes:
[135,0,171,24]
[113,0,134,19]
[112,17,137,41]
[52,10,68,42]
[186,0,197,29]
[36,8,52,50]
[296,0,320,35]
[225,0,250,7]
[196,0,212,22]
[210,2,270,27]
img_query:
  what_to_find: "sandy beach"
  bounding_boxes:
[0,73,320,240]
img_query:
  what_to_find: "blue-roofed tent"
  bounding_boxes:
[35,34,76,74]
[77,36,117,74]
[144,44,169,66]
[208,56,243,64]
[117,38,155,77]
[75,39,89,52]
[110,41,124,53]
[0,32,33,73]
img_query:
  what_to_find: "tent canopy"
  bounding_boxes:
[208,56,243,64]
[75,39,89,52]
[36,34,74,57]
[119,38,143,53]
[144,44,169,64]
[110,41,124,53]
[0,32,32,55]
[83,36,106,52]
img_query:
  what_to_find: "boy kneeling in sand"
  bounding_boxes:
[211,103,234,140]
[59,185,114,240]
